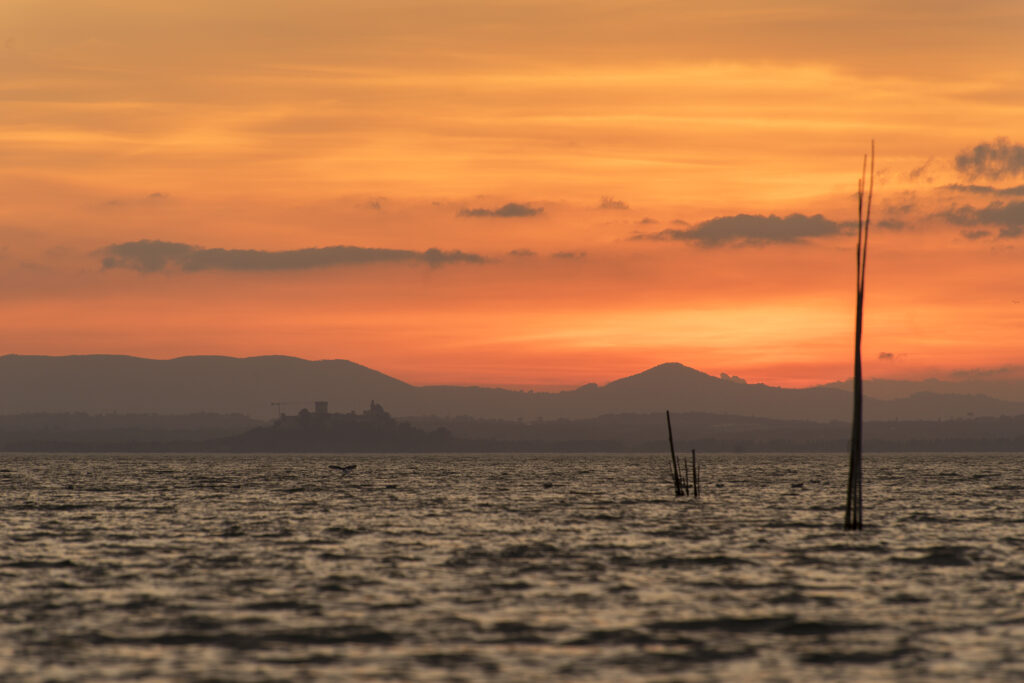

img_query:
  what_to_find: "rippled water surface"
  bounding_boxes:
[1,452,1023,681]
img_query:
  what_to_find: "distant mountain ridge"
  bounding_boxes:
[3,354,1024,422]
[823,376,1024,403]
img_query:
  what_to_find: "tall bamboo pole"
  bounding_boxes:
[666,411,684,496]
[846,142,874,531]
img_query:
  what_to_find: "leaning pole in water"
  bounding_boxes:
[845,142,874,531]
[666,411,685,496]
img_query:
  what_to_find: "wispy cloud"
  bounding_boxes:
[552,250,586,259]
[942,183,1024,197]
[955,138,1024,180]
[458,202,543,217]
[876,219,905,230]
[598,196,629,210]
[104,192,172,208]
[960,229,992,240]
[632,213,840,247]
[950,365,1024,380]
[507,248,537,257]
[908,159,934,181]
[937,201,1024,239]
[99,240,486,272]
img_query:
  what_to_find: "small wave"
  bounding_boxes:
[648,616,880,636]
[244,600,321,612]
[257,654,341,666]
[982,568,1024,581]
[485,621,545,643]
[368,600,421,610]
[884,593,931,604]
[416,652,499,673]
[568,628,660,646]
[500,542,561,558]
[901,512,956,524]
[490,580,532,590]
[766,521,825,528]
[444,542,564,567]
[800,648,912,664]
[807,543,891,554]
[610,646,758,673]
[9,532,59,542]
[317,574,382,593]
[892,546,976,567]
[649,617,790,633]
[645,555,754,568]
[101,625,404,649]
[3,559,76,569]
[7,502,93,511]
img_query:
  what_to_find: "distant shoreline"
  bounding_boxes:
[4,408,1024,454]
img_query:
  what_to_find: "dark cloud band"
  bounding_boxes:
[99,240,486,272]
[458,203,542,217]
[937,201,1024,239]
[955,138,1024,181]
[632,213,840,247]
[942,183,1024,197]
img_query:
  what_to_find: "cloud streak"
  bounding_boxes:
[458,202,543,217]
[955,138,1024,180]
[960,229,992,241]
[937,201,1024,239]
[632,213,840,247]
[99,240,486,272]
[942,183,1024,197]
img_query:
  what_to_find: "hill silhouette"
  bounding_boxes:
[2,355,1023,422]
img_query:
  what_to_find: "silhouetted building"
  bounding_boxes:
[212,401,456,452]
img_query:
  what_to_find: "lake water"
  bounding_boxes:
[1,452,1022,681]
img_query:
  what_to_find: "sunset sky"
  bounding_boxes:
[3,1,1024,388]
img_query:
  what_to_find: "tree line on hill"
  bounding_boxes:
[4,405,1024,453]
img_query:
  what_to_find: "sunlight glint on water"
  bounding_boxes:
[1,452,1022,681]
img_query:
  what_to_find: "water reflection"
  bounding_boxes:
[1,452,1022,681]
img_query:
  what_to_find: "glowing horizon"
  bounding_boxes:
[4,1,1023,390]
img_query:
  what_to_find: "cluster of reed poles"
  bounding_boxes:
[660,145,872,524]
[845,142,874,531]
[666,411,701,497]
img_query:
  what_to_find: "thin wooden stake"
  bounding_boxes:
[691,449,700,498]
[681,446,690,495]
[666,411,684,496]
[846,141,874,531]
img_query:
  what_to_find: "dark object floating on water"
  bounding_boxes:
[791,483,804,488]
[384,484,398,489]
[329,464,357,473]
[543,482,554,489]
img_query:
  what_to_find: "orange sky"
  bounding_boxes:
[3,1,1024,388]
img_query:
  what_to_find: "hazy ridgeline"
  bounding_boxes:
[3,355,1024,453]
[7,410,1024,452]
[3,355,1024,422]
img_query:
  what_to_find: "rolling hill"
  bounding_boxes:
[2,355,1023,422]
